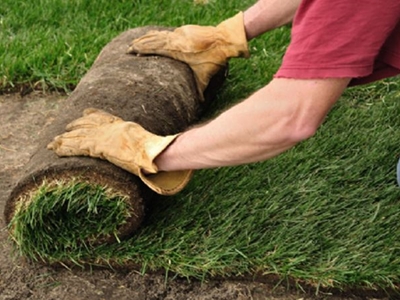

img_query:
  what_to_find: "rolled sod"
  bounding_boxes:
[4,27,225,264]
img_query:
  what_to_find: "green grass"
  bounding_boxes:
[3,0,400,292]
[0,0,252,92]
[9,180,132,264]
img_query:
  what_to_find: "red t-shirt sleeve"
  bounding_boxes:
[275,0,400,85]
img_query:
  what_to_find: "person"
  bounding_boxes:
[48,0,400,194]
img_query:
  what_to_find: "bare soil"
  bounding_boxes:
[0,92,388,300]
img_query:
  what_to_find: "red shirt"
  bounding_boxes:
[275,0,400,85]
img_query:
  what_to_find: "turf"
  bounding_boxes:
[9,180,131,264]
[2,0,400,292]
[0,0,252,92]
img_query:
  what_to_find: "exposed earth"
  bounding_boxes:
[0,91,391,300]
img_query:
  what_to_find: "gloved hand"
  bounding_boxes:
[127,12,249,97]
[47,108,192,195]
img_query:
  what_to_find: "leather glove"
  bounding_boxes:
[127,12,249,98]
[47,108,192,195]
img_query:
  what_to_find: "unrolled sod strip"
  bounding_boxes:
[4,27,225,263]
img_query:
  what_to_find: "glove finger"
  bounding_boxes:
[66,109,122,131]
[47,129,94,156]
[127,31,170,54]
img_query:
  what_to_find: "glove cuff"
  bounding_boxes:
[139,169,193,195]
[139,133,193,195]
[217,11,250,58]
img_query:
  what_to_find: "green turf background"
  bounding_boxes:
[2,0,400,290]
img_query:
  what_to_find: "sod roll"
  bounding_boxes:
[4,27,225,263]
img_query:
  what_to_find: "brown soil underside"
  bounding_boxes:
[4,27,207,238]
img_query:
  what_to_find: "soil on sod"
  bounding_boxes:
[4,27,204,247]
[4,27,230,265]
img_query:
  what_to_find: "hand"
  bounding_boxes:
[47,108,192,195]
[127,12,249,97]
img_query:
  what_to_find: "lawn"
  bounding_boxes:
[2,0,400,292]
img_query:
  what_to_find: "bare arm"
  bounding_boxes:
[135,0,349,173]
[155,77,351,171]
[244,0,302,40]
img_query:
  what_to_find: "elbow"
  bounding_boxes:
[288,122,318,143]
[283,106,323,144]
[256,118,319,152]
[273,118,319,147]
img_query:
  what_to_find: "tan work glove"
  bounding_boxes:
[47,108,192,195]
[127,12,249,97]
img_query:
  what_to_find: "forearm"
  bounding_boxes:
[155,78,350,171]
[156,83,297,171]
[244,0,302,40]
